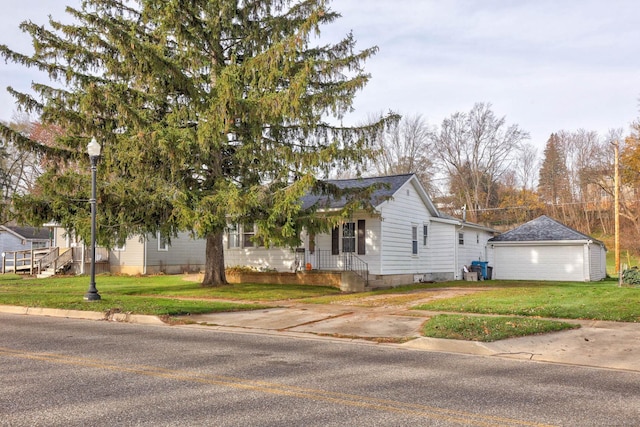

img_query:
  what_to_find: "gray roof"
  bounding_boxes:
[1,225,50,241]
[489,215,604,246]
[300,174,415,210]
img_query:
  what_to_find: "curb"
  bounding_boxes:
[0,304,165,325]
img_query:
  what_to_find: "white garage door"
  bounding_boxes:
[493,244,585,281]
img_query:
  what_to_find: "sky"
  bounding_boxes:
[0,0,639,150]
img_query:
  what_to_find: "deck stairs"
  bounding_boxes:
[36,248,73,278]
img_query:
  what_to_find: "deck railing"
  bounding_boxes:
[316,250,369,285]
[36,247,60,272]
[2,248,51,274]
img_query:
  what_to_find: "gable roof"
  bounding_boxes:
[300,173,439,216]
[0,225,50,241]
[489,215,605,246]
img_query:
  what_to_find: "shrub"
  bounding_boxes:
[622,267,640,287]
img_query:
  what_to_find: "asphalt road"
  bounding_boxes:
[1,313,639,426]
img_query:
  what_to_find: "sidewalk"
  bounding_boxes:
[3,303,640,372]
[183,304,640,372]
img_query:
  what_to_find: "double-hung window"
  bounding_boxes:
[411,225,418,255]
[423,225,428,246]
[342,222,355,253]
[157,232,169,251]
[227,224,240,249]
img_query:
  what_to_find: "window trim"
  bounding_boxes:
[242,223,264,248]
[423,224,428,246]
[157,232,169,252]
[411,225,418,255]
[227,223,240,249]
[342,222,356,253]
[458,232,464,245]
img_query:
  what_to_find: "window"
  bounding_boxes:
[423,225,428,246]
[242,223,255,248]
[342,222,355,253]
[157,232,169,251]
[458,232,464,245]
[227,224,240,248]
[242,224,264,248]
[412,226,418,255]
[476,233,479,244]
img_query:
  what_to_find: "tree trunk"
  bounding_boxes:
[201,231,227,287]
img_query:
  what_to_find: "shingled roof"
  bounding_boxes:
[0,225,50,241]
[300,174,419,211]
[489,215,605,246]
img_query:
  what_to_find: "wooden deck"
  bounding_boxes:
[2,248,52,274]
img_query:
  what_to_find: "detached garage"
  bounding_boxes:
[488,215,607,282]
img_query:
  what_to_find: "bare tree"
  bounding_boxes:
[514,143,538,191]
[368,113,435,192]
[431,102,529,222]
[0,113,44,201]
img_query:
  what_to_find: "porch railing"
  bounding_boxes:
[316,250,369,285]
[36,247,60,272]
[2,248,51,274]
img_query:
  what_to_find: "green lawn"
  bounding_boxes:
[422,314,579,342]
[413,279,640,322]
[2,273,638,341]
[0,274,340,316]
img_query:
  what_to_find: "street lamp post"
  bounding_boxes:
[84,138,101,301]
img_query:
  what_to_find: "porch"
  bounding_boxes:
[1,247,110,277]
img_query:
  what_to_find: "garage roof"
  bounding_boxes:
[489,215,605,246]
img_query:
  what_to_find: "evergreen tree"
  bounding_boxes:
[0,0,394,285]
[538,133,570,214]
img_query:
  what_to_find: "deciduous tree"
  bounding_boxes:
[431,102,528,223]
[368,113,435,193]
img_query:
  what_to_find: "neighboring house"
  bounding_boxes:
[0,225,52,274]
[488,215,607,282]
[0,225,51,253]
[50,226,205,275]
[224,174,497,289]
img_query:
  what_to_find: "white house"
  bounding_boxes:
[224,174,496,289]
[488,215,607,282]
[40,174,496,287]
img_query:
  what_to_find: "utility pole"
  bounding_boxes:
[613,140,621,285]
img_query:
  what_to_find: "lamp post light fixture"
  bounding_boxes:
[84,137,101,301]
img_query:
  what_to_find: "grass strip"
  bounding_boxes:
[422,314,580,342]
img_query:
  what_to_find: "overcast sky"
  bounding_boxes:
[1,0,639,149]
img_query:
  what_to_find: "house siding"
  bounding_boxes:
[588,244,607,281]
[109,236,145,275]
[0,233,38,253]
[0,227,51,253]
[427,221,456,276]
[146,232,206,274]
[378,180,433,275]
[456,227,492,278]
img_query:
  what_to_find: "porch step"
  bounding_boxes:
[36,268,56,279]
